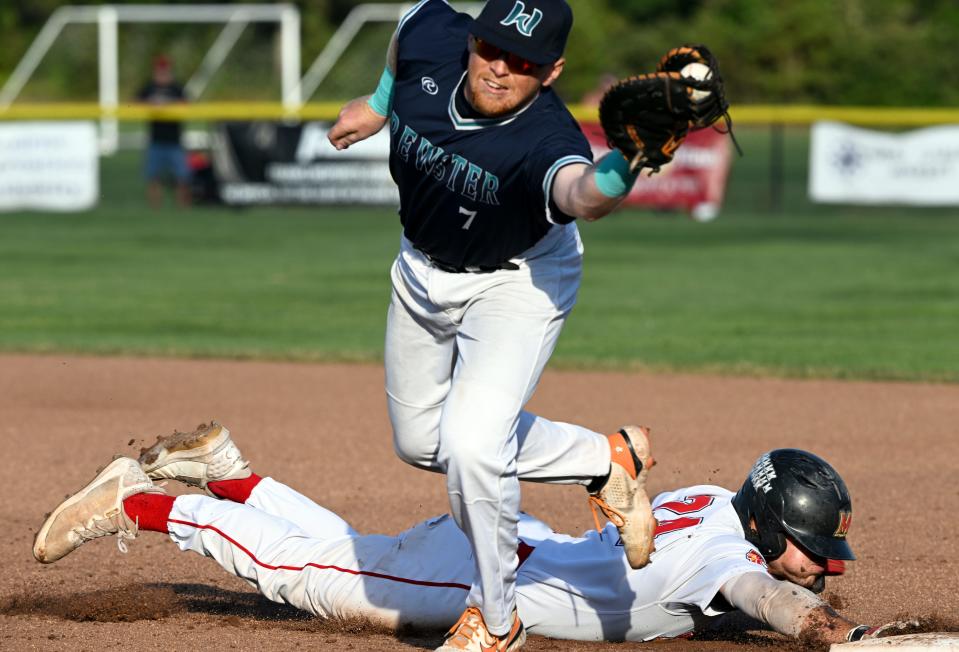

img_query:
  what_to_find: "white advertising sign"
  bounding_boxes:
[0,122,99,211]
[809,121,959,205]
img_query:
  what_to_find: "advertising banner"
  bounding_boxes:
[212,121,398,206]
[0,122,98,212]
[580,122,734,221]
[212,120,732,217]
[809,121,959,205]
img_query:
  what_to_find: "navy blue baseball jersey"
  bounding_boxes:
[389,0,593,269]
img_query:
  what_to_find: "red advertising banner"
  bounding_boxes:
[581,122,733,221]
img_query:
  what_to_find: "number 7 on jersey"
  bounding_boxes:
[459,207,478,230]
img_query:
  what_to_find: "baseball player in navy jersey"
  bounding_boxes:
[34,423,906,647]
[326,1,666,648]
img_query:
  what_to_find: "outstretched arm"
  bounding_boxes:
[720,572,861,646]
[550,150,638,222]
[328,30,398,150]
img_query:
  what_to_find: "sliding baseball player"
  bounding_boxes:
[34,422,909,647]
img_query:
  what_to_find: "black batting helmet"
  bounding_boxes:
[731,449,855,563]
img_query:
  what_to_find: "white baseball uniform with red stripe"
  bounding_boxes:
[167,479,772,641]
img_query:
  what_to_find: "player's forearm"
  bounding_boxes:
[328,29,397,150]
[552,152,636,221]
[720,572,856,644]
[328,96,388,150]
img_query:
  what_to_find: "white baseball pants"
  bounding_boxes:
[384,224,612,633]
[169,477,471,629]
[166,480,759,643]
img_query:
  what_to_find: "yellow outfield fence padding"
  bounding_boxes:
[1,102,959,126]
[0,102,346,122]
[725,105,959,127]
[572,104,959,126]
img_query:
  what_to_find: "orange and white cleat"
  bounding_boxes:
[436,606,525,651]
[588,425,657,568]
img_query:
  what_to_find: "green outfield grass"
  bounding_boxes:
[1,143,957,382]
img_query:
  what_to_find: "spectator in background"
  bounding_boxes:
[137,55,191,208]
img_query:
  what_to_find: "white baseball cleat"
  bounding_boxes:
[588,425,657,569]
[138,421,251,494]
[436,606,526,651]
[33,457,164,563]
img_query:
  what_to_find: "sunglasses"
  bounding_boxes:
[472,37,539,75]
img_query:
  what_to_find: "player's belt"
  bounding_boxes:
[422,251,520,274]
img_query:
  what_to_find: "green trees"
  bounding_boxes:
[559,0,959,105]
[2,0,957,106]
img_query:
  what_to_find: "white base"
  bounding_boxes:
[832,633,959,651]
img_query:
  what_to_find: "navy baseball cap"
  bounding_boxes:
[469,0,573,66]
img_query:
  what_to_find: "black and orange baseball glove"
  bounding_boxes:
[599,44,735,174]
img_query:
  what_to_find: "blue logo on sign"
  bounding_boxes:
[834,142,862,175]
[500,1,543,37]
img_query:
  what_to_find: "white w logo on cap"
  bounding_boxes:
[500,1,543,36]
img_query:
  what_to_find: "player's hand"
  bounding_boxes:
[847,620,921,641]
[328,96,388,150]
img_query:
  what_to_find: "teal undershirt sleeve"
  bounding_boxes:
[594,150,640,198]
[367,66,395,117]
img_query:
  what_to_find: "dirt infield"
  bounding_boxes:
[1,353,957,651]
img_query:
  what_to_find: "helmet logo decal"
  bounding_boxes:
[746,549,767,567]
[834,510,852,538]
[500,1,544,37]
[749,453,777,494]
